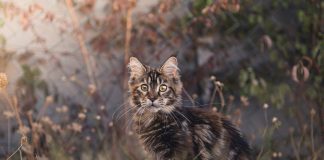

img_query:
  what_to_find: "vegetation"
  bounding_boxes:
[0,0,322,159]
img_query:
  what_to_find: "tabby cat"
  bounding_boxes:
[128,57,251,160]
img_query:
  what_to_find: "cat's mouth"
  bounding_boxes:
[146,100,162,108]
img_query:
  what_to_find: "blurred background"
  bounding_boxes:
[0,0,323,159]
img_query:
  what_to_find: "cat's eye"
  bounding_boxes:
[140,84,148,91]
[159,84,167,92]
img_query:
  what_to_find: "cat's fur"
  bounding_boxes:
[128,57,251,160]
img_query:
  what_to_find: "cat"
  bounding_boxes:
[128,57,251,160]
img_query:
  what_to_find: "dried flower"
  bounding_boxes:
[260,35,273,49]
[70,122,82,132]
[88,84,96,94]
[272,152,278,158]
[95,115,101,120]
[21,135,28,145]
[240,96,249,107]
[45,96,54,104]
[56,105,69,113]
[292,63,309,83]
[210,76,216,81]
[61,76,67,81]
[100,105,105,110]
[32,122,43,131]
[228,95,235,101]
[128,131,134,136]
[3,110,15,119]
[69,75,76,82]
[310,108,316,116]
[41,116,53,125]
[55,107,61,113]
[19,126,31,135]
[50,124,59,131]
[228,3,240,12]
[0,73,8,89]
[78,112,86,120]
[109,122,113,127]
[272,117,278,123]
[215,81,224,87]
[192,94,198,100]
[263,103,269,109]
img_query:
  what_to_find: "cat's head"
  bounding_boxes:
[128,57,182,113]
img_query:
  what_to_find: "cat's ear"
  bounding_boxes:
[128,57,146,78]
[160,57,179,78]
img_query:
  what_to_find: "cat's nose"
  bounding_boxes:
[148,97,157,102]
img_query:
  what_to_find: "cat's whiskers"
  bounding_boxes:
[175,110,191,123]
[169,111,180,128]
[125,106,145,131]
[114,106,136,122]
[113,103,142,122]
[137,107,146,134]
[112,101,134,120]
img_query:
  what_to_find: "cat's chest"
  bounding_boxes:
[135,116,190,146]
[136,117,183,136]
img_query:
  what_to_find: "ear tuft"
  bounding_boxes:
[128,57,146,78]
[160,57,179,78]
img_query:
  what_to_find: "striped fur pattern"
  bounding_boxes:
[128,57,251,160]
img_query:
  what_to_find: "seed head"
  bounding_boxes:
[263,103,269,109]
[310,108,316,116]
[21,135,28,145]
[88,84,96,94]
[109,122,113,127]
[0,73,8,89]
[272,117,278,123]
[78,112,86,120]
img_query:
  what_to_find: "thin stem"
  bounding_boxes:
[183,88,195,106]
[7,119,11,153]
[290,132,300,160]
[256,109,268,160]
[19,148,22,160]
[311,112,315,156]
[65,0,96,86]
[123,0,135,92]
[1,91,24,133]
[209,85,217,108]
[6,144,22,160]
[216,86,225,112]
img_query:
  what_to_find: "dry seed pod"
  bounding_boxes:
[0,73,8,89]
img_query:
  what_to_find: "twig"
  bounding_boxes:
[183,88,195,106]
[65,0,96,86]
[19,148,22,160]
[6,144,22,160]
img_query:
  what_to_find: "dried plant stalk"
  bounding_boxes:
[123,0,136,91]
[65,0,96,86]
